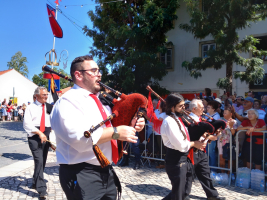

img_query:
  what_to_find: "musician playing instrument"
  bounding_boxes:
[161,94,206,200]
[187,99,225,200]
[50,55,145,200]
[23,87,53,198]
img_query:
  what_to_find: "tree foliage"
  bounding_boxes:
[32,67,72,90]
[7,51,29,77]
[83,0,179,95]
[180,0,267,93]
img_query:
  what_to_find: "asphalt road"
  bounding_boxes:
[0,121,32,168]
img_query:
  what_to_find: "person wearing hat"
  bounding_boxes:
[231,97,254,153]
[214,98,223,117]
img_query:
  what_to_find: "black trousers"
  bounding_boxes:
[59,163,121,200]
[163,159,193,200]
[28,132,50,193]
[190,150,218,198]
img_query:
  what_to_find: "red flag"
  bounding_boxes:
[147,92,163,134]
[54,0,61,5]
[156,99,161,109]
[47,4,63,38]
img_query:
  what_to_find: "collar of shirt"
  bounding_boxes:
[73,84,100,98]
[189,112,200,122]
[34,100,43,106]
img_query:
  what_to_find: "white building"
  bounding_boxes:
[159,1,267,99]
[0,69,38,105]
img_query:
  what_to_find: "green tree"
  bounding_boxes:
[180,0,267,94]
[7,51,29,77]
[32,67,73,90]
[83,0,179,95]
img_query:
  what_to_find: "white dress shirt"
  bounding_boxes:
[23,100,51,137]
[160,113,190,152]
[50,84,113,166]
[189,112,200,123]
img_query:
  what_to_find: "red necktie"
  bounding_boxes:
[90,94,119,164]
[40,104,45,133]
[179,117,194,165]
[178,118,190,141]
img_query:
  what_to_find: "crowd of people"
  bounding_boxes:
[4,52,267,199]
[0,98,33,121]
[144,88,267,174]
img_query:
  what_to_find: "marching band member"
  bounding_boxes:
[23,87,53,198]
[161,93,206,200]
[50,55,145,200]
[188,99,225,200]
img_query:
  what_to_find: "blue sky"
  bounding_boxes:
[0,0,97,80]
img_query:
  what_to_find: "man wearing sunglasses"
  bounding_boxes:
[51,55,145,200]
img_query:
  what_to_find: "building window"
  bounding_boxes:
[160,48,172,69]
[252,0,264,5]
[254,77,264,85]
[202,43,216,58]
[254,35,267,61]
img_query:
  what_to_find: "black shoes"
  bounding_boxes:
[39,191,48,198]
[133,161,141,170]
[207,196,226,200]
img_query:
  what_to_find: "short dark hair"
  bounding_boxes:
[205,88,212,96]
[70,55,93,81]
[207,101,219,110]
[165,93,184,116]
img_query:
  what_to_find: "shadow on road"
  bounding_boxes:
[0,165,59,199]
[0,122,25,132]
[1,153,31,160]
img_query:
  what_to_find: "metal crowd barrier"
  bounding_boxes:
[207,128,233,186]
[235,130,267,176]
[129,125,234,186]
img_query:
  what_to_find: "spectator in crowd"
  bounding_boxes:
[232,97,254,153]
[261,95,267,112]
[237,109,266,169]
[247,91,255,98]
[202,97,211,113]
[28,102,31,106]
[18,106,24,121]
[1,99,7,121]
[204,88,214,101]
[13,103,18,121]
[185,100,191,111]
[219,106,237,172]
[232,96,244,113]
[253,99,266,120]
[22,103,27,114]
[205,101,220,169]
[215,98,223,117]
[155,101,167,169]
[6,100,13,121]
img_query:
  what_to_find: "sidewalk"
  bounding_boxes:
[0,152,267,200]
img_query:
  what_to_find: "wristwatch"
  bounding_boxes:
[112,127,120,140]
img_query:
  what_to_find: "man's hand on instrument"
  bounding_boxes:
[194,141,206,149]
[130,117,145,132]
[38,132,47,143]
[209,135,218,141]
[117,126,138,143]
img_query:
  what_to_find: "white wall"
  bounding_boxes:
[0,69,38,105]
[160,1,267,97]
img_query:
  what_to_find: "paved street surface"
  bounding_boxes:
[0,122,267,199]
[0,122,31,168]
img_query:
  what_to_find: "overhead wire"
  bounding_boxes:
[63,0,126,8]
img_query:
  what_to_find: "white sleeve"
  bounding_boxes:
[161,118,190,152]
[51,98,101,153]
[23,106,39,134]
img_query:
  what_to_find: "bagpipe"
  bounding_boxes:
[42,65,148,168]
[182,110,226,151]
